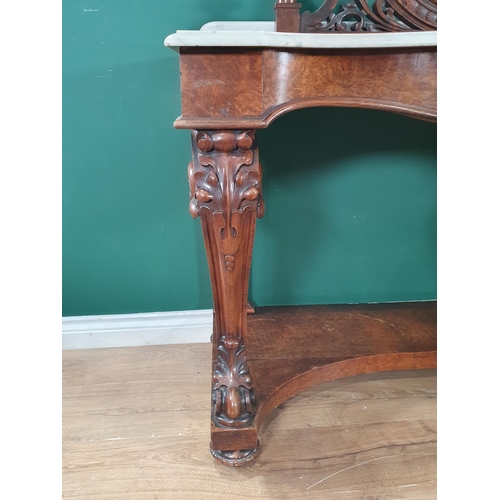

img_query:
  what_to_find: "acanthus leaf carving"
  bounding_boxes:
[188,130,265,268]
[212,336,255,428]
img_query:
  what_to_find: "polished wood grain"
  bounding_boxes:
[179,49,263,119]
[262,48,437,123]
[179,46,436,461]
[188,130,264,446]
[275,1,302,33]
[63,342,436,499]
[175,46,436,129]
[209,303,436,457]
[171,9,437,464]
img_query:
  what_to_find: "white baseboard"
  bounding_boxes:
[62,309,213,350]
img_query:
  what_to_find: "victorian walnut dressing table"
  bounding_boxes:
[165,0,437,466]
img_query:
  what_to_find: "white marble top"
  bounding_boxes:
[165,21,437,51]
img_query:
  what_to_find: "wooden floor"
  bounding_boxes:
[63,343,436,499]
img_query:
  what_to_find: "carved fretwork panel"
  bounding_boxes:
[188,129,263,430]
[300,0,437,33]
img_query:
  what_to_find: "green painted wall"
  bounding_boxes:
[62,0,436,317]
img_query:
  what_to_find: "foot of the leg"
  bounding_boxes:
[212,336,255,428]
[210,441,260,467]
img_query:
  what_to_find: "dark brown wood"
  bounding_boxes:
[247,302,436,429]
[171,16,437,465]
[262,48,436,123]
[175,46,436,129]
[274,0,437,34]
[188,130,264,462]
[179,50,263,120]
[275,1,302,33]
[209,302,436,465]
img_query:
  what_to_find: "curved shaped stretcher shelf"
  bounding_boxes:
[210,302,436,463]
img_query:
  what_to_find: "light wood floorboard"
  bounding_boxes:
[63,343,436,499]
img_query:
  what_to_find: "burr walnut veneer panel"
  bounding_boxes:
[180,49,263,120]
[263,48,436,122]
[175,47,436,129]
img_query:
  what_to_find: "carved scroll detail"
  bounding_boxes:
[188,130,265,270]
[301,0,437,33]
[212,336,255,428]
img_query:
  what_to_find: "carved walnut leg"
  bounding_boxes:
[188,130,264,466]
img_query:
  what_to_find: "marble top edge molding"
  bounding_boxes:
[165,22,437,50]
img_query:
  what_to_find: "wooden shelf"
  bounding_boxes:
[210,301,436,459]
